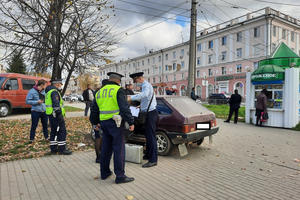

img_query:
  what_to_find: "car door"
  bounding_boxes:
[2,78,20,108]
[20,79,36,108]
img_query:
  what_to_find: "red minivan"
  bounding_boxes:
[0,73,50,117]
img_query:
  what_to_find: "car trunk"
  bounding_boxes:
[164,96,216,124]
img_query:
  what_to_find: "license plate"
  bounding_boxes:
[196,122,211,130]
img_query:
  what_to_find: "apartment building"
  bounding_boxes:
[99,7,300,99]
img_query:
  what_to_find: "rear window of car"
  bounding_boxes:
[164,96,212,118]
[157,99,172,115]
[0,77,6,88]
[22,79,36,90]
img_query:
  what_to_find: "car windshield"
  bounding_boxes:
[0,77,6,88]
[164,96,212,118]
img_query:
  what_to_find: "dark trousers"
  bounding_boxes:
[256,109,263,126]
[226,106,239,123]
[145,110,158,163]
[30,111,48,140]
[49,115,67,152]
[100,119,125,179]
[84,101,92,116]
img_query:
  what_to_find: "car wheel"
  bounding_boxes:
[0,103,10,117]
[156,131,173,156]
[196,138,204,146]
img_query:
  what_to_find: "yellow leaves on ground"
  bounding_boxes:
[0,117,93,163]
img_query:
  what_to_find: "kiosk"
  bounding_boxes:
[246,43,300,128]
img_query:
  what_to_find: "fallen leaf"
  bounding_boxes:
[267,170,272,173]
[262,153,268,156]
[125,195,134,200]
[94,176,99,180]
[58,159,62,162]
[259,168,263,171]
[216,154,220,157]
[293,158,300,163]
[21,170,26,173]
[250,161,254,164]
[241,168,246,170]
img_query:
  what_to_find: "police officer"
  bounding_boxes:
[128,72,158,168]
[90,72,135,184]
[45,79,72,155]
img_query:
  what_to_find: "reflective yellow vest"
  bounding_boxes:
[96,84,121,121]
[45,89,65,116]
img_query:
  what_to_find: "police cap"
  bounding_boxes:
[129,72,144,79]
[50,79,63,84]
[107,72,124,80]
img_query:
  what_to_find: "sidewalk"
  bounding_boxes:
[1,121,300,200]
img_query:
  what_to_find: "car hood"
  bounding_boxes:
[163,96,216,124]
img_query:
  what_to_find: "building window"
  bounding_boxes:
[165,54,168,61]
[159,66,162,73]
[282,29,286,39]
[181,73,184,80]
[253,44,261,56]
[222,67,226,75]
[273,26,277,37]
[197,57,201,65]
[253,62,259,70]
[153,77,156,83]
[159,77,162,82]
[197,43,202,51]
[165,65,168,71]
[237,32,242,42]
[173,63,176,70]
[291,31,295,42]
[173,74,176,81]
[165,75,168,82]
[147,59,150,64]
[181,61,185,68]
[208,69,212,76]
[138,62,140,67]
[173,51,176,59]
[236,64,242,73]
[147,69,149,74]
[222,36,227,45]
[152,57,155,64]
[221,51,226,61]
[142,60,144,66]
[152,66,155,74]
[158,56,161,62]
[208,40,213,49]
[254,27,260,38]
[181,49,184,57]
[208,54,213,64]
[197,70,200,78]
[236,48,242,58]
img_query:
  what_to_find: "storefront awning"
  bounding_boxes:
[251,65,285,84]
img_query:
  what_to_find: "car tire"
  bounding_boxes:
[196,138,204,146]
[156,131,173,156]
[0,103,10,117]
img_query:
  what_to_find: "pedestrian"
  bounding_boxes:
[90,72,135,184]
[26,79,48,143]
[191,87,199,101]
[224,89,242,124]
[90,79,109,163]
[255,89,268,126]
[45,79,72,155]
[125,83,134,95]
[82,84,94,116]
[128,72,158,168]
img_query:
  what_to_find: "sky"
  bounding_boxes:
[109,0,300,61]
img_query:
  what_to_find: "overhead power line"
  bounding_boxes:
[130,0,189,11]
[251,0,300,7]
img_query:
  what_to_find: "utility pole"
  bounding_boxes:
[187,0,197,97]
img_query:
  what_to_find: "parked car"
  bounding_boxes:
[0,73,50,117]
[207,93,230,105]
[90,96,219,156]
[69,95,78,102]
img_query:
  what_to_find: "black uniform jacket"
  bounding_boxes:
[229,94,242,109]
[89,81,134,126]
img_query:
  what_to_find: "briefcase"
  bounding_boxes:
[125,143,143,164]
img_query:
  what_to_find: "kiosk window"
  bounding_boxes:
[254,84,283,109]
[4,79,19,90]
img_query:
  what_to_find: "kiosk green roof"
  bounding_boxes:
[251,65,285,84]
[271,42,299,58]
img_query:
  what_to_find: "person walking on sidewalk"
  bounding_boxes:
[90,72,135,184]
[83,84,94,116]
[128,72,158,168]
[45,79,72,155]
[256,89,268,126]
[224,89,242,124]
[26,79,48,143]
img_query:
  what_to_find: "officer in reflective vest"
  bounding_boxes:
[90,72,135,184]
[45,79,72,155]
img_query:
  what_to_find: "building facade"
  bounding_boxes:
[99,7,300,99]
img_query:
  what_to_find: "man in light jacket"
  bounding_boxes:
[26,79,48,143]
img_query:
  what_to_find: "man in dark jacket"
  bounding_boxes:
[256,89,268,126]
[125,84,134,95]
[45,79,72,155]
[224,89,242,124]
[90,72,135,184]
[83,84,94,116]
[191,87,199,100]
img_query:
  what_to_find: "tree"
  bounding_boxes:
[0,0,116,95]
[7,52,26,74]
